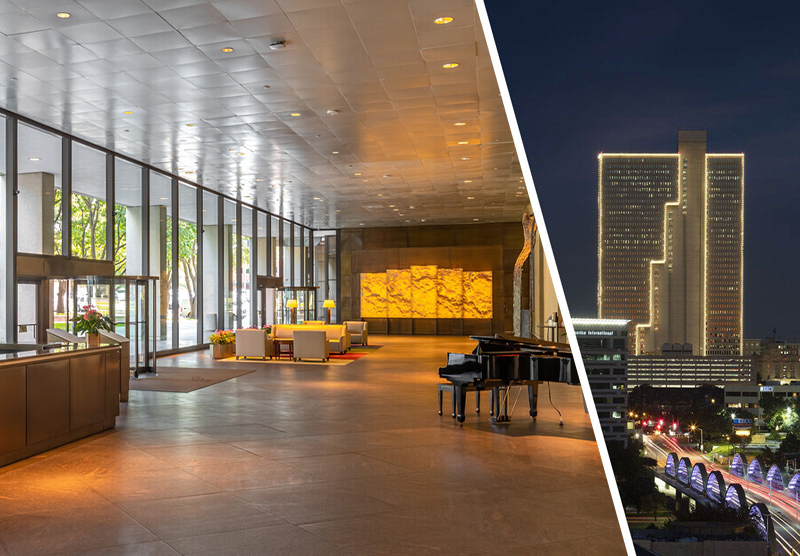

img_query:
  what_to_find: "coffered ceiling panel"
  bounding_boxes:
[0,0,528,228]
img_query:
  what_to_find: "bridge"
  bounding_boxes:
[662,451,777,551]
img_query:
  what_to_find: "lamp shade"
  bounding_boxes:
[286,299,298,308]
[323,299,336,308]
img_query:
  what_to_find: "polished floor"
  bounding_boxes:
[0,336,625,556]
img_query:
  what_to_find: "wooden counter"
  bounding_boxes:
[0,344,122,467]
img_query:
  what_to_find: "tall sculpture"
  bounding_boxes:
[513,211,537,337]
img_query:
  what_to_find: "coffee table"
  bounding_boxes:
[274,338,293,360]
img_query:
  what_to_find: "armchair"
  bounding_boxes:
[345,321,368,346]
[293,330,329,362]
[235,329,274,360]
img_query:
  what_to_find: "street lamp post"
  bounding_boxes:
[691,425,704,453]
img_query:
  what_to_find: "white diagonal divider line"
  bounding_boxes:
[473,2,635,553]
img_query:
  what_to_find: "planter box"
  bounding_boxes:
[210,344,234,359]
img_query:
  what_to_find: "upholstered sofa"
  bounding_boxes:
[292,330,329,362]
[272,324,349,353]
[235,329,274,360]
[345,321,368,346]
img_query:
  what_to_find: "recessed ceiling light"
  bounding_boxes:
[461,157,471,161]
[354,172,361,176]
[336,209,341,213]
[434,16,453,24]
[185,171,194,174]
[393,208,399,212]
[57,12,70,18]
[457,141,469,145]
[377,194,383,197]
[467,196,475,200]
[186,123,195,127]
[389,204,395,207]
[290,113,301,117]
[236,152,245,156]
[256,178,264,182]
[29,157,40,161]
[326,109,339,116]
[473,218,479,221]
[159,197,168,201]
[221,47,234,53]
[332,151,339,155]
[263,85,270,89]
[359,222,365,226]
[455,122,467,126]
[123,110,132,114]
[421,219,426,222]
[442,62,459,69]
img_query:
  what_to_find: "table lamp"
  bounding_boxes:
[323,299,335,324]
[286,299,298,324]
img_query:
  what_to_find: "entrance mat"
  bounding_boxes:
[130,367,255,393]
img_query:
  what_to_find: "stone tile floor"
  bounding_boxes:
[0,335,626,555]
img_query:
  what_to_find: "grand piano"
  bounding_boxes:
[438,333,579,424]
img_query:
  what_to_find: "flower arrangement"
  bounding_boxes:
[248,324,272,334]
[72,306,114,335]
[209,330,236,345]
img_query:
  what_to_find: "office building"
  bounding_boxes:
[572,318,630,446]
[0,2,625,555]
[627,349,754,388]
[598,131,744,357]
[755,337,800,382]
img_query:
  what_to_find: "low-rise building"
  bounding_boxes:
[628,346,755,388]
[572,318,629,446]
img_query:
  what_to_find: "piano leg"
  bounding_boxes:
[438,388,443,416]
[451,389,457,419]
[455,385,467,423]
[491,386,510,423]
[489,389,495,417]
[528,382,540,420]
[475,390,480,414]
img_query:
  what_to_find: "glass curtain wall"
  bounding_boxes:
[0,111,326,348]
[149,172,173,350]
[178,183,199,346]
[202,191,220,341]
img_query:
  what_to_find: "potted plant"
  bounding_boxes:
[72,306,114,346]
[209,330,235,359]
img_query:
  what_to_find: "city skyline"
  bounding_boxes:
[487,2,800,341]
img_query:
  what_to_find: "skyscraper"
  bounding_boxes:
[598,131,744,356]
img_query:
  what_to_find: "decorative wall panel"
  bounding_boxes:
[463,271,493,318]
[437,268,463,318]
[360,273,388,318]
[387,269,412,318]
[360,268,492,319]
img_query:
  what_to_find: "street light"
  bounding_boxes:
[690,425,704,453]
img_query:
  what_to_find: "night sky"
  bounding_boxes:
[486,1,800,341]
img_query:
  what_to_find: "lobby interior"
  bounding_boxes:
[0,0,625,554]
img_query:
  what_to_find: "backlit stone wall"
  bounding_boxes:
[360,266,491,319]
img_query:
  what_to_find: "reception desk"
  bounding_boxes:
[0,343,122,467]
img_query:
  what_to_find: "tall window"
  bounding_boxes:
[271,215,280,277]
[71,144,107,260]
[114,158,143,276]
[0,115,6,342]
[202,191,220,340]
[241,206,253,328]
[150,171,172,350]
[178,183,199,346]
[223,199,237,330]
[17,124,61,255]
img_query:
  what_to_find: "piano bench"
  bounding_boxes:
[438,383,482,419]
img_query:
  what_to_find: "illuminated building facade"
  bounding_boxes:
[598,131,744,357]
